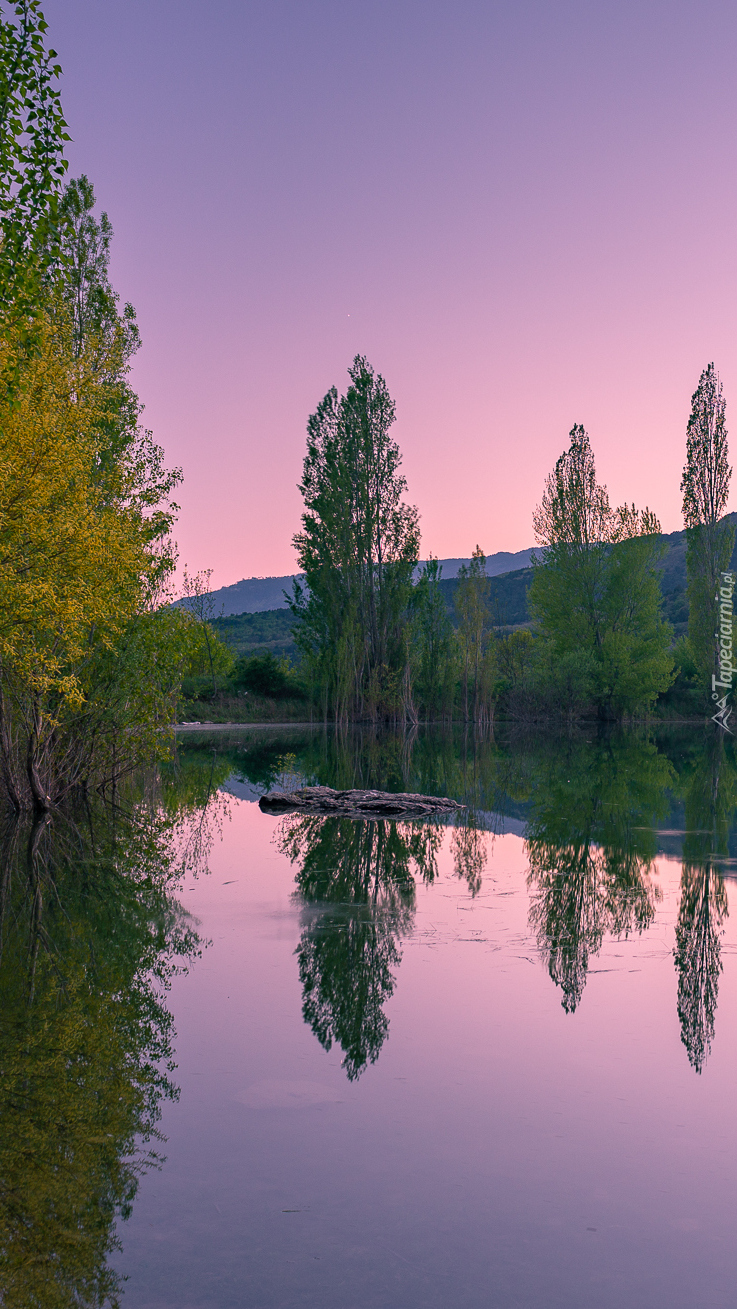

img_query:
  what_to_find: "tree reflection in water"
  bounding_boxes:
[450,816,488,897]
[525,736,672,1013]
[675,732,734,1072]
[0,802,202,1309]
[278,815,442,1079]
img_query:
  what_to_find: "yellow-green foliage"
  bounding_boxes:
[0,301,182,807]
[183,621,234,679]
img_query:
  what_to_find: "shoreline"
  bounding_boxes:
[173,716,711,732]
[175,721,320,731]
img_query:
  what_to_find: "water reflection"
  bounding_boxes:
[206,723,737,1068]
[278,815,442,1079]
[675,733,734,1071]
[0,802,201,1308]
[6,726,737,1299]
[525,735,671,1012]
[451,816,488,896]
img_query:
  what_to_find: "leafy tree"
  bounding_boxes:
[410,556,458,720]
[530,424,673,718]
[0,300,180,808]
[181,567,225,694]
[231,651,302,700]
[291,356,420,722]
[55,175,135,354]
[183,621,233,682]
[0,26,198,807]
[0,1,70,318]
[681,364,735,698]
[51,175,143,473]
[456,546,491,721]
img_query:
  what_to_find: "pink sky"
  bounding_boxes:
[48,0,737,586]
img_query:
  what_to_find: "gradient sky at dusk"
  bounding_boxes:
[48,0,737,584]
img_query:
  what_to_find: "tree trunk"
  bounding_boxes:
[26,704,51,812]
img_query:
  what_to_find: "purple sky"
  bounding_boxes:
[48,0,737,584]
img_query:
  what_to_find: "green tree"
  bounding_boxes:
[53,174,143,470]
[230,651,302,699]
[0,23,192,808]
[0,1,70,317]
[681,364,735,700]
[181,567,225,695]
[456,546,491,721]
[530,424,673,718]
[55,175,139,358]
[291,357,420,722]
[410,556,457,720]
[0,303,181,809]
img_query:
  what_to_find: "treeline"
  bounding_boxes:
[286,357,732,724]
[0,10,210,810]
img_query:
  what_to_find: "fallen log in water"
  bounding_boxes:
[259,785,465,819]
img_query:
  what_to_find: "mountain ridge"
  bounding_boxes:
[210,520,737,659]
[187,548,536,617]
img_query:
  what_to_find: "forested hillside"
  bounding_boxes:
[212,520,722,661]
[212,609,298,658]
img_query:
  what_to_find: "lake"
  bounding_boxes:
[3,725,737,1308]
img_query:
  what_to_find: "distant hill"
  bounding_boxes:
[183,548,536,617]
[211,522,737,659]
[212,609,298,659]
[434,522,734,638]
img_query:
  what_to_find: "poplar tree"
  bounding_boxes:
[681,364,734,695]
[411,556,457,720]
[291,357,420,721]
[456,546,489,721]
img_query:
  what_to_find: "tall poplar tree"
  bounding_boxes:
[456,546,489,721]
[681,364,734,696]
[411,557,457,720]
[291,357,420,721]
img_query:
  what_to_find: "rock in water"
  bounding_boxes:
[258,785,465,819]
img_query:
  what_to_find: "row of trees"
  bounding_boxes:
[288,357,536,724]
[291,354,732,723]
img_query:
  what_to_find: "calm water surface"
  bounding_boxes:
[4,727,737,1307]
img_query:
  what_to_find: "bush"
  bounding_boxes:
[230,653,306,700]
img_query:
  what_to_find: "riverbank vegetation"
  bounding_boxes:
[280,354,731,727]
[184,356,730,728]
[0,6,212,811]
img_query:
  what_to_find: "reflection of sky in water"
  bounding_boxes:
[112,795,737,1309]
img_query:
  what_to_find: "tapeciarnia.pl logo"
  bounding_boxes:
[712,571,735,732]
